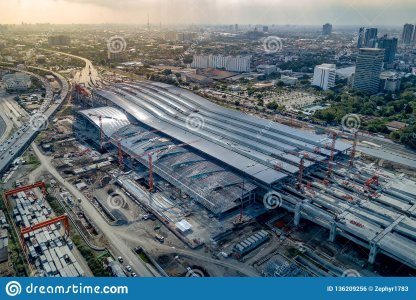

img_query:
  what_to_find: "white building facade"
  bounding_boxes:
[312,64,336,90]
[192,55,251,73]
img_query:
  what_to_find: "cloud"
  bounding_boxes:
[1,0,415,25]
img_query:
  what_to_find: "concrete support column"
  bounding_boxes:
[294,202,302,226]
[368,242,378,264]
[329,222,337,242]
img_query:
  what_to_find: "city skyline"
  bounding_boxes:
[0,0,415,26]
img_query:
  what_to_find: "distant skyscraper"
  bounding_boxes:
[234,24,238,31]
[357,27,378,48]
[262,26,269,33]
[312,64,336,90]
[402,23,415,45]
[357,27,366,48]
[377,35,398,64]
[364,28,378,48]
[322,23,332,36]
[353,48,384,94]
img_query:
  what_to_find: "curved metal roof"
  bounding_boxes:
[79,107,130,137]
[93,82,350,185]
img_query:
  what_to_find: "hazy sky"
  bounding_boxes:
[0,0,414,26]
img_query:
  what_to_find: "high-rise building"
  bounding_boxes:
[191,55,251,72]
[234,24,239,31]
[364,28,378,48]
[353,48,384,94]
[357,27,366,48]
[322,23,332,36]
[262,26,269,33]
[377,35,398,64]
[312,64,336,90]
[357,27,378,48]
[402,23,415,45]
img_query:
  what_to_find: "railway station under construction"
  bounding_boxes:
[74,81,416,270]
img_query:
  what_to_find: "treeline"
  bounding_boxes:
[314,76,416,149]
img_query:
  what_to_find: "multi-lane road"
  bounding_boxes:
[40,49,101,87]
[0,66,69,174]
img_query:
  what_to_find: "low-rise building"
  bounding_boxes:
[380,71,401,92]
[2,73,31,91]
[386,121,408,132]
[257,64,277,75]
[181,72,213,86]
[280,75,298,86]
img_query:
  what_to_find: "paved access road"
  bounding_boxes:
[40,49,101,87]
[31,144,154,277]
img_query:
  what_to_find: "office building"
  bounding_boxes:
[380,71,401,93]
[322,23,332,36]
[364,28,378,47]
[263,26,269,33]
[312,64,336,91]
[191,55,251,73]
[357,27,366,48]
[402,24,415,45]
[357,27,378,48]
[353,48,384,94]
[377,35,398,64]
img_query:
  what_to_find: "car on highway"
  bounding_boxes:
[125,265,132,272]
[117,256,124,263]
[131,272,137,277]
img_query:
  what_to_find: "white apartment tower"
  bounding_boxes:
[191,55,251,72]
[312,64,336,90]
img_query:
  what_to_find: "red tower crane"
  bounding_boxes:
[75,84,91,100]
[87,113,127,152]
[365,175,379,188]
[116,139,199,192]
[87,113,105,152]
